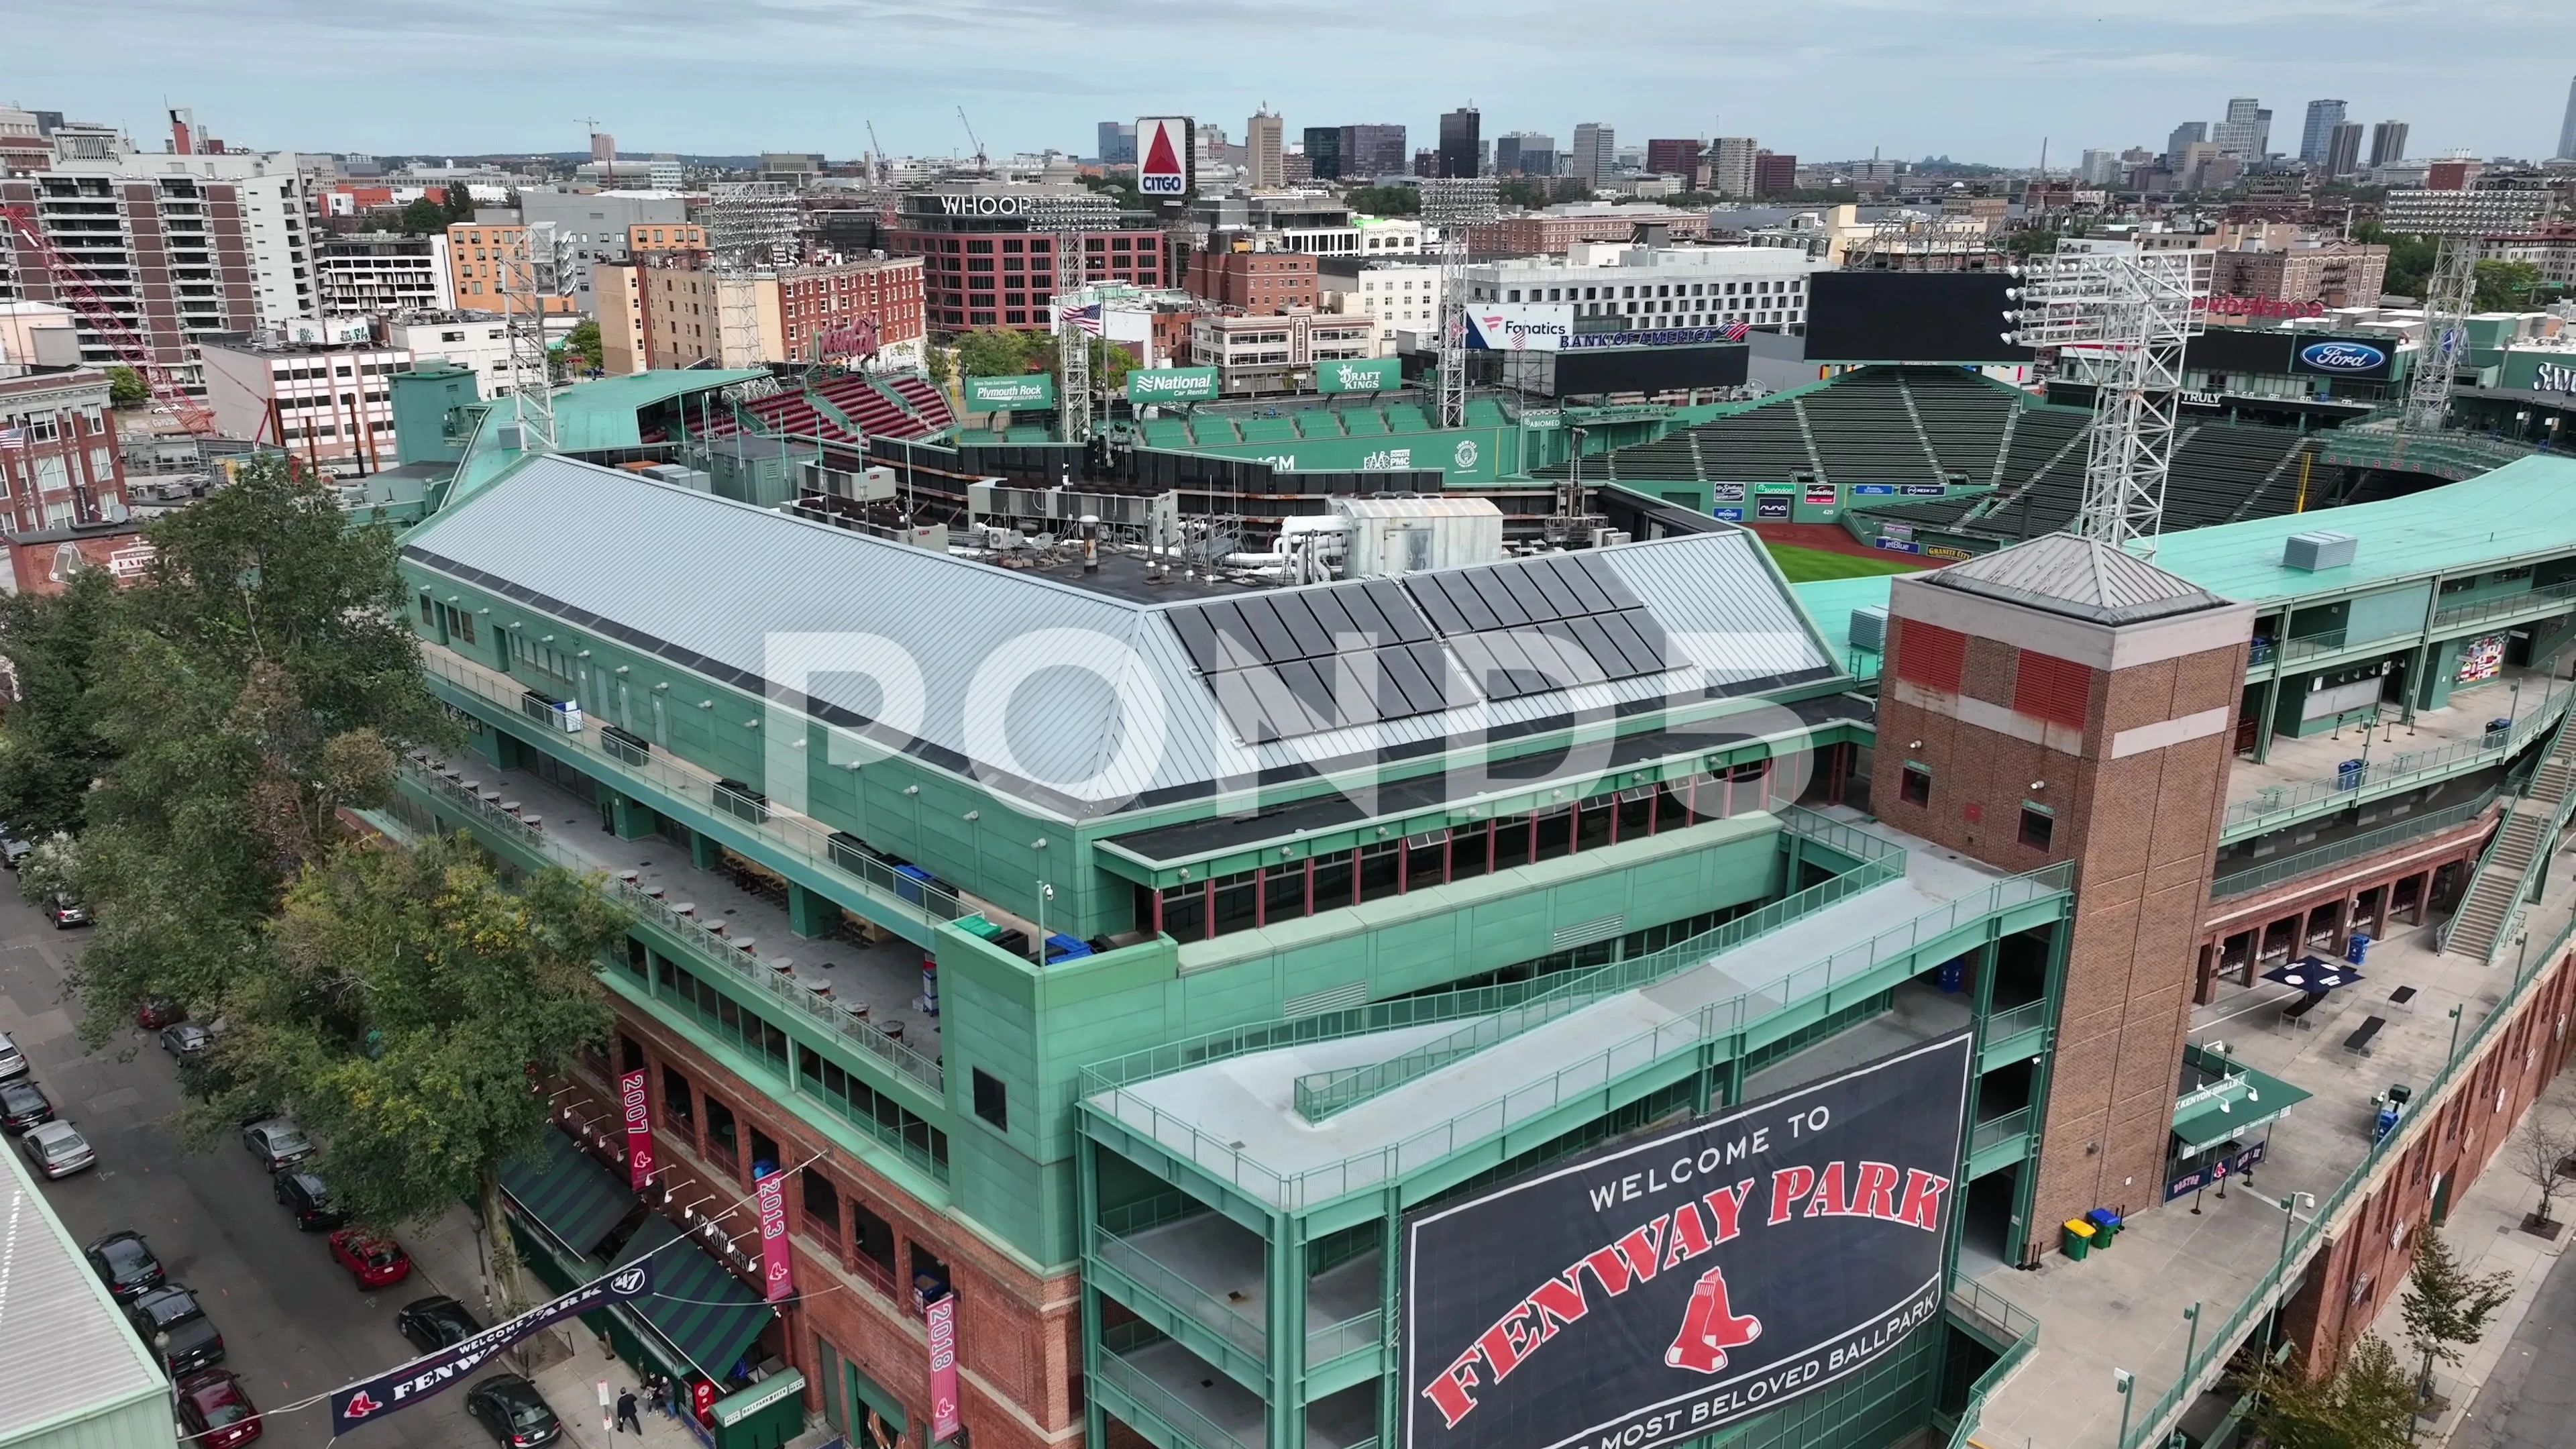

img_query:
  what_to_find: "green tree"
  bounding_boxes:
[2399,1226,2514,1404]
[1079,173,1144,211]
[2474,259,2553,311]
[564,319,603,374]
[1345,184,1421,217]
[2237,1337,2419,1449]
[955,327,1046,377]
[103,364,149,409]
[2355,223,2438,299]
[1498,178,1552,209]
[1550,178,1595,205]
[397,196,448,235]
[925,343,953,387]
[441,182,475,225]
[193,830,624,1316]
[0,569,126,839]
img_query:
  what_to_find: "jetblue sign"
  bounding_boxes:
[2288,335,2396,381]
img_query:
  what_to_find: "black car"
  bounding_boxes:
[464,1375,561,1448]
[85,1231,166,1301]
[0,1078,52,1134]
[130,1285,226,1376]
[396,1295,484,1353]
[273,1169,346,1231]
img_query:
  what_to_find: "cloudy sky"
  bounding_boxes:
[11,0,2568,166]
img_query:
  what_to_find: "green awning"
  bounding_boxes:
[623,1216,776,1381]
[2172,1053,2313,1154]
[500,1126,635,1258]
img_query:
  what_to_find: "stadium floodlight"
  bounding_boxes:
[1419,178,1500,431]
[2380,187,2555,435]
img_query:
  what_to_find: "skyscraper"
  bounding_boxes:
[1096,121,1135,165]
[1303,126,1341,180]
[2323,121,2363,179]
[1338,124,1407,180]
[2559,76,2576,160]
[1709,137,1759,197]
[2212,98,2264,159]
[2298,100,2347,164]
[2369,120,2409,168]
[2165,121,2207,170]
[1246,108,1283,189]
[1570,122,1614,186]
[1438,107,1481,179]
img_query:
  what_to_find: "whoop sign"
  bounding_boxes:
[331,1260,656,1434]
[755,1172,794,1302]
[1402,1034,1972,1449]
[1136,117,1193,197]
[621,1069,655,1192]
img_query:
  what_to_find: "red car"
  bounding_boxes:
[176,1370,262,1448]
[136,999,184,1030]
[327,1228,412,1288]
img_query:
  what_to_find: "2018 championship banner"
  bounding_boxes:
[1403,1033,1972,1449]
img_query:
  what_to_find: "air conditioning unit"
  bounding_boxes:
[1849,605,1889,653]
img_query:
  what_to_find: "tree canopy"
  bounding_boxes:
[103,365,149,408]
[2235,1336,2418,1449]
[1344,184,1421,216]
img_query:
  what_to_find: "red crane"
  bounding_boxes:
[1,203,217,435]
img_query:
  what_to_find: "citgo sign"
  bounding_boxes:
[1128,366,1219,404]
[1136,117,1193,197]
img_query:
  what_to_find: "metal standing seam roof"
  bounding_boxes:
[0,1127,169,1440]
[1929,533,2231,624]
[545,370,771,453]
[401,455,1839,820]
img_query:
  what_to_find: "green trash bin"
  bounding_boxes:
[2062,1218,2096,1261]
[2086,1208,2123,1247]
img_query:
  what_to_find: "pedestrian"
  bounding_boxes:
[646,1375,668,1419]
[616,1387,643,1436]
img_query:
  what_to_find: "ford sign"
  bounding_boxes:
[2296,341,2388,374]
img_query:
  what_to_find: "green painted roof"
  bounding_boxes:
[1793,575,1894,667]
[547,369,767,453]
[2136,453,2576,606]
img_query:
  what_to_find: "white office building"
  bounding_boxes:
[1320,259,1442,349]
[388,311,513,398]
[315,234,453,315]
[1466,241,1833,333]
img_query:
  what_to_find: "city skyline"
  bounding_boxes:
[8,0,2568,164]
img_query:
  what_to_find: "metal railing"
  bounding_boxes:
[2208,791,2498,900]
[1945,1281,2041,1449]
[1089,863,2072,1212]
[1982,998,2051,1049]
[2455,703,2576,962]
[2432,577,2576,633]
[1097,1346,1263,1449]
[1305,1309,1385,1366]
[2116,873,2576,1448]
[1968,1107,2033,1160]
[1089,1226,1267,1362]
[1293,850,1910,1120]
[404,761,947,1098]
[420,645,971,934]
[2318,428,2538,480]
[2220,682,2572,836]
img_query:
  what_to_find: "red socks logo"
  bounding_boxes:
[1664,1265,1762,1374]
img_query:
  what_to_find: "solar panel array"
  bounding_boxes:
[1165,580,1463,743]
[1403,554,1671,700]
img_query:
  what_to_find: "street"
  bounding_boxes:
[0,879,482,1449]
[2457,1222,2576,1449]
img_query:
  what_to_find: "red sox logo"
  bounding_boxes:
[1663,1266,1762,1374]
[344,1391,384,1420]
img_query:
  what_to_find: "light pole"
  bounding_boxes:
[2114,1368,2136,1449]
[2266,1190,2317,1358]
[1033,881,1056,965]
[2449,1002,2465,1065]
[2180,1301,2202,1389]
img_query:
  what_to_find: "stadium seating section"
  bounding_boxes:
[692,371,955,445]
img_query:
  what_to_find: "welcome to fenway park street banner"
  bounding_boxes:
[1403,1032,1972,1449]
[331,1260,657,1435]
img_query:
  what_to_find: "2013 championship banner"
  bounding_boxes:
[1403,1033,1972,1449]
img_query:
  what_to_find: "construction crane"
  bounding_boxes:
[866,120,888,185]
[957,107,987,172]
[0,204,216,437]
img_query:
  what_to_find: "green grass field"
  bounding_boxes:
[1762,542,1929,582]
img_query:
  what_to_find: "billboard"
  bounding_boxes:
[1128,366,1219,404]
[1402,1033,1972,1449]
[1466,305,1574,352]
[1136,117,1193,197]
[965,373,1057,410]
[2185,329,2398,382]
[2289,336,2396,381]
[1803,273,2035,364]
[1554,344,1748,397]
[1318,358,1403,394]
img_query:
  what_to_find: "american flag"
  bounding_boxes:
[0,427,24,449]
[1717,319,1751,342]
[1059,302,1104,336]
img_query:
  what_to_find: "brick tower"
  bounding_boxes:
[1870,536,2255,1254]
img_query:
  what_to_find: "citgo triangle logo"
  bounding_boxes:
[343,1391,385,1419]
[1138,118,1188,195]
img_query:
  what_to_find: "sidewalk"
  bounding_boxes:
[2359,1071,2576,1448]
[402,1205,717,1449]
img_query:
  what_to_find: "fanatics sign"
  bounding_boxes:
[1401,1034,1971,1449]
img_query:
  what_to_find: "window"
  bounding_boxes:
[1900,764,1931,808]
[750,1128,780,1177]
[620,1033,645,1073]
[802,1170,841,1242]
[971,1069,1009,1131]
[2018,804,2054,852]
[796,1046,951,1179]
[663,1067,694,1127]
[910,1243,951,1305]
[704,1097,739,1173]
[417,591,434,626]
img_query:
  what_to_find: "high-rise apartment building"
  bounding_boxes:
[1644,138,1704,180]
[2559,76,2576,160]
[1495,131,1554,177]
[1753,150,1797,196]
[2079,148,2122,184]
[1303,127,1341,180]
[2322,121,2364,180]
[2165,121,2208,169]
[1709,137,1760,197]
[1338,124,1407,180]
[2212,98,2265,158]
[1096,122,1135,166]
[315,233,454,315]
[1246,109,1284,190]
[1570,122,1615,186]
[1437,108,1481,180]
[2369,120,2410,168]
[2297,99,2347,164]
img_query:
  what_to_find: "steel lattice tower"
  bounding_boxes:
[1419,178,1498,430]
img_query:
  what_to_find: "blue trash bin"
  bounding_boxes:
[2337,758,2365,790]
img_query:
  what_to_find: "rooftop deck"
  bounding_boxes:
[2220,665,2569,840]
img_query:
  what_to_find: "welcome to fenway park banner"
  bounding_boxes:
[331,1260,657,1435]
[1403,1032,1972,1449]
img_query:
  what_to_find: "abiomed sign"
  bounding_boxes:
[1402,1034,1972,1449]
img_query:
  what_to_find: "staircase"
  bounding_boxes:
[1789,396,1830,486]
[1892,374,1949,485]
[1986,403,2021,491]
[2443,716,2576,960]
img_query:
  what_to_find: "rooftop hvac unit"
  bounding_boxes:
[1849,605,1889,653]
[2282,531,2357,572]
[1589,528,1632,548]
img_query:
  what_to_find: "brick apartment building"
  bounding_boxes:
[0,367,131,532]
[1183,246,1318,313]
[774,256,927,368]
[2213,241,2391,309]
[445,221,580,313]
[1463,207,1711,254]
[884,192,1169,334]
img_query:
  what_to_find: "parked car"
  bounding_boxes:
[175,1370,263,1449]
[19,1120,93,1178]
[396,1295,485,1353]
[136,999,185,1030]
[0,1030,25,1081]
[85,1231,166,1301]
[130,1285,225,1376]
[327,1228,412,1289]
[0,832,33,869]
[240,1118,313,1169]
[42,893,87,928]
[273,1169,345,1231]
[0,1078,52,1134]
[464,1375,560,1449]
[160,1022,214,1058]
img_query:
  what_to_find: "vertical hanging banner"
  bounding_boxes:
[755,1173,794,1302]
[926,1293,962,1442]
[621,1069,655,1191]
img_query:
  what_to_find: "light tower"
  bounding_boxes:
[1041,215,1093,445]
[496,221,558,451]
[2381,188,2552,435]
[2007,240,2212,552]
[704,181,798,374]
[1419,177,1499,430]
